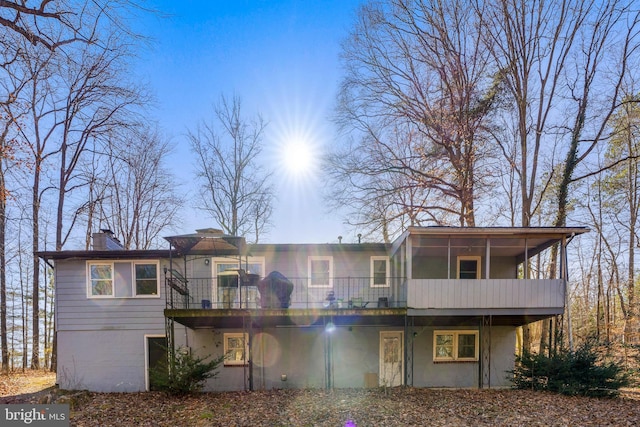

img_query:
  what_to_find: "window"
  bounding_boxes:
[308,256,333,287]
[87,260,161,298]
[457,256,481,279]
[371,256,389,287]
[214,258,265,286]
[88,263,114,297]
[134,262,159,296]
[224,333,248,366]
[433,330,479,362]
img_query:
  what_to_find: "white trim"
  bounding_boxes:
[86,261,115,298]
[370,256,390,287]
[308,256,333,288]
[144,334,166,391]
[223,332,249,366]
[433,330,479,362]
[132,261,161,297]
[211,257,265,305]
[457,255,481,279]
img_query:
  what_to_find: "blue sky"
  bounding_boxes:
[135,0,364,243]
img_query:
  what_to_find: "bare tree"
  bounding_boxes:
[480,0,591,229]
[52,31,147,252]
[599,93,640,344]
[478,0,640,352]
[188,94,274,243]
[331,0,500,239]
[0,0,143,51]
[90,125,183,250]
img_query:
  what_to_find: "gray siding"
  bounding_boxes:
[57,328,164,392]
[189,325,515,391]
[55,259,166,392]
[411,326,515,388]
[251,246,387,279]
[407,279,565,310]
[189,326,397,391]
[56,259,166,331]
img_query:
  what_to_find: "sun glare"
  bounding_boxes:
[283,141,313,175]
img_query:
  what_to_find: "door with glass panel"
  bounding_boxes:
[379,331,404,387]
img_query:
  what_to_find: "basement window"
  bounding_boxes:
[224,333,248,366]
[433,330,479,362]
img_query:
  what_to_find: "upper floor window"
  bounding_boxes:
[370,256,389,287]
[87,260,160,298]
[134,263,159,296]
[88,262,114,297]
[433,330,479,362]
[214,257,265,287]
[457,256,481,279]
[308,256,333,287]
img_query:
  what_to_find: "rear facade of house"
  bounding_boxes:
[39,226,587,392]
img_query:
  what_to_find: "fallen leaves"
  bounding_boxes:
[0,370,56,398]
[2,372,640,426]
[66,388,640,427]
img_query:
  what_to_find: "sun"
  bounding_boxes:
[282,140,314,175]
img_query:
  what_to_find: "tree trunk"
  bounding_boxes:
[31,168,40,369]
[0,165,7,372]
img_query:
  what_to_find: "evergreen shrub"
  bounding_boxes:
[510,342,628,398]
[150,346,225,395]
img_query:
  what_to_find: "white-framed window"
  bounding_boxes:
[457,256,481,279]
[214,257,265,285]
[370,256,390,287]
[308,256,333,288]
[224,332,248,366]
[134,262,160,296]
[433,330,479,362]
[87,262,114,297]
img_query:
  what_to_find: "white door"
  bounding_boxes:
[379,331,404,387]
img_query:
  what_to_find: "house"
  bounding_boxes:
[38,226,588,392]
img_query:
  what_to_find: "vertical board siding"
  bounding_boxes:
[408,279,564,309]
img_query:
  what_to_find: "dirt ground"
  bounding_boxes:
[1,371,640,426]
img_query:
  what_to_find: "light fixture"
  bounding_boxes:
[204,258,210,266]
[325,320,336,333]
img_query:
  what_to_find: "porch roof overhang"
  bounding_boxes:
[395,226,589,261]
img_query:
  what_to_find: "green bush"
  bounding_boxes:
[510,342,629,398]
[150,346,225,395]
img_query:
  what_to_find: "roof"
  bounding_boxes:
[405,226,589,237]
[249,242,389,253]
[163,231,246,256]
[391,226,590,260]
[37,249,173,261]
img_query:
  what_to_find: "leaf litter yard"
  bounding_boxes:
[2,372,640,426]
